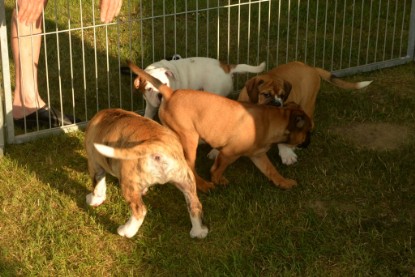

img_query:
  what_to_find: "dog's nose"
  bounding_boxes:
[270,98,283,107]
[157,93,163,101]
[298,131,311,149]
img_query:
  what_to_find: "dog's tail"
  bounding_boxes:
[315,67,373,90]
[94,142,166,160]
[230,61,266,74]
[127,60,174,100]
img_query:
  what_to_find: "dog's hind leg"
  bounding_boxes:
[249,153,297,189]
[118,187,147,238]
[173,171,208,239]
[179,133,215,192]
[86,162,107,207]
[210,153,239,185]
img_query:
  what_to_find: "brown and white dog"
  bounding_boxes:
[138,57,266,118]
[238,61,373,165]
[84,109,208,239]
[128,61,313,193]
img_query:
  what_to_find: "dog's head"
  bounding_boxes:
[284,102,312,148]
[245,76,292,107]
[133,66,175,108]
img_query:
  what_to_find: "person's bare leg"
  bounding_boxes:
[11,9,46,120]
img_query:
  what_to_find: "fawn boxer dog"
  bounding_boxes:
[238,61,373,165]
[138,57,266,118]
[127,60,312,193]
[85,109,208,239]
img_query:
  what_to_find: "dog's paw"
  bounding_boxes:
[278,178,298,190]
[212,175,229,185]
[86,193,106,207]
[117,225,138,238]
[190,225,209,239]
[197,180,215,193]
[279,147,298,165]
[207,149,219,160]
[117,216,143,238]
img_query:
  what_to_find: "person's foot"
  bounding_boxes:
[13,106,80,129]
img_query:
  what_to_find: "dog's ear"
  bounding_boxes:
[245,78,263,103]
[288,109,311,131]
[165,70,175,80]
[282,81,292,101]
[295,115,305,129]
[133,76,147,91]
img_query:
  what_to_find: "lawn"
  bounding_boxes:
[1,0,414,275]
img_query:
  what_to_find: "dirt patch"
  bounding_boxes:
[332,123,412,151]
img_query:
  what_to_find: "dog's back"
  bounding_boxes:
[85,109,186,182]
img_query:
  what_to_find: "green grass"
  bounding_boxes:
[1,0,415,275]
[1,63,414,276]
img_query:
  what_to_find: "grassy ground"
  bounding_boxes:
[1,63,414,275]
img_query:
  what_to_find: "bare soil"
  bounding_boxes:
[332,122,413,151]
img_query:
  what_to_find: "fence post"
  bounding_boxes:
[0,0,9,157]
[409,0,415,60]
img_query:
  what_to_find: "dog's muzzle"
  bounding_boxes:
[269,97,283,107]
[298,131,311,149]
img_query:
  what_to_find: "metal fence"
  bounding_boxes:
[1,0,415,156]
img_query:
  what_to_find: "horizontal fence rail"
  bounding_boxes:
[0,0,414,154]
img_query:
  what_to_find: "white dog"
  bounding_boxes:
[137,57,266,118]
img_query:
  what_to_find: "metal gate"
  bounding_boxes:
[1,0,415,157]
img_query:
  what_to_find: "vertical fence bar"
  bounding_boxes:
[382,0,390,61]
[80,0,88,120]
[339,0,346,68]
[330,0,338,70]
[295,0,300,60]
[374,0,382,63]
[398,0,407,57]
[304,0,310,63]
[276,0,281,65]
[408,0,415,60]
[227,0,230,62]
[266,0,271,67]
[286,0,291,63]
[205,0,208,57]
[66,1,76,121]
[0,0,11,152]
[364,0,373,65]
[390,1,398,59]
[322,0,328,68]
[256,1,261,64]
[348,0,356,67]
[313,0,319,66]
[357,0,364,65]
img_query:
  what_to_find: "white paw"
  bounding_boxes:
[207,149,219,160]
[86,193,106,207]
[117,216,143,238]
[117,224,139,238]
[279,147,298,165]
[190,225,209,239]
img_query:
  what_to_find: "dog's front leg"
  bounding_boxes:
[249,153,297,189]
[278,143,298,165]
[118,191,147,238]
[86,172,107,207]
